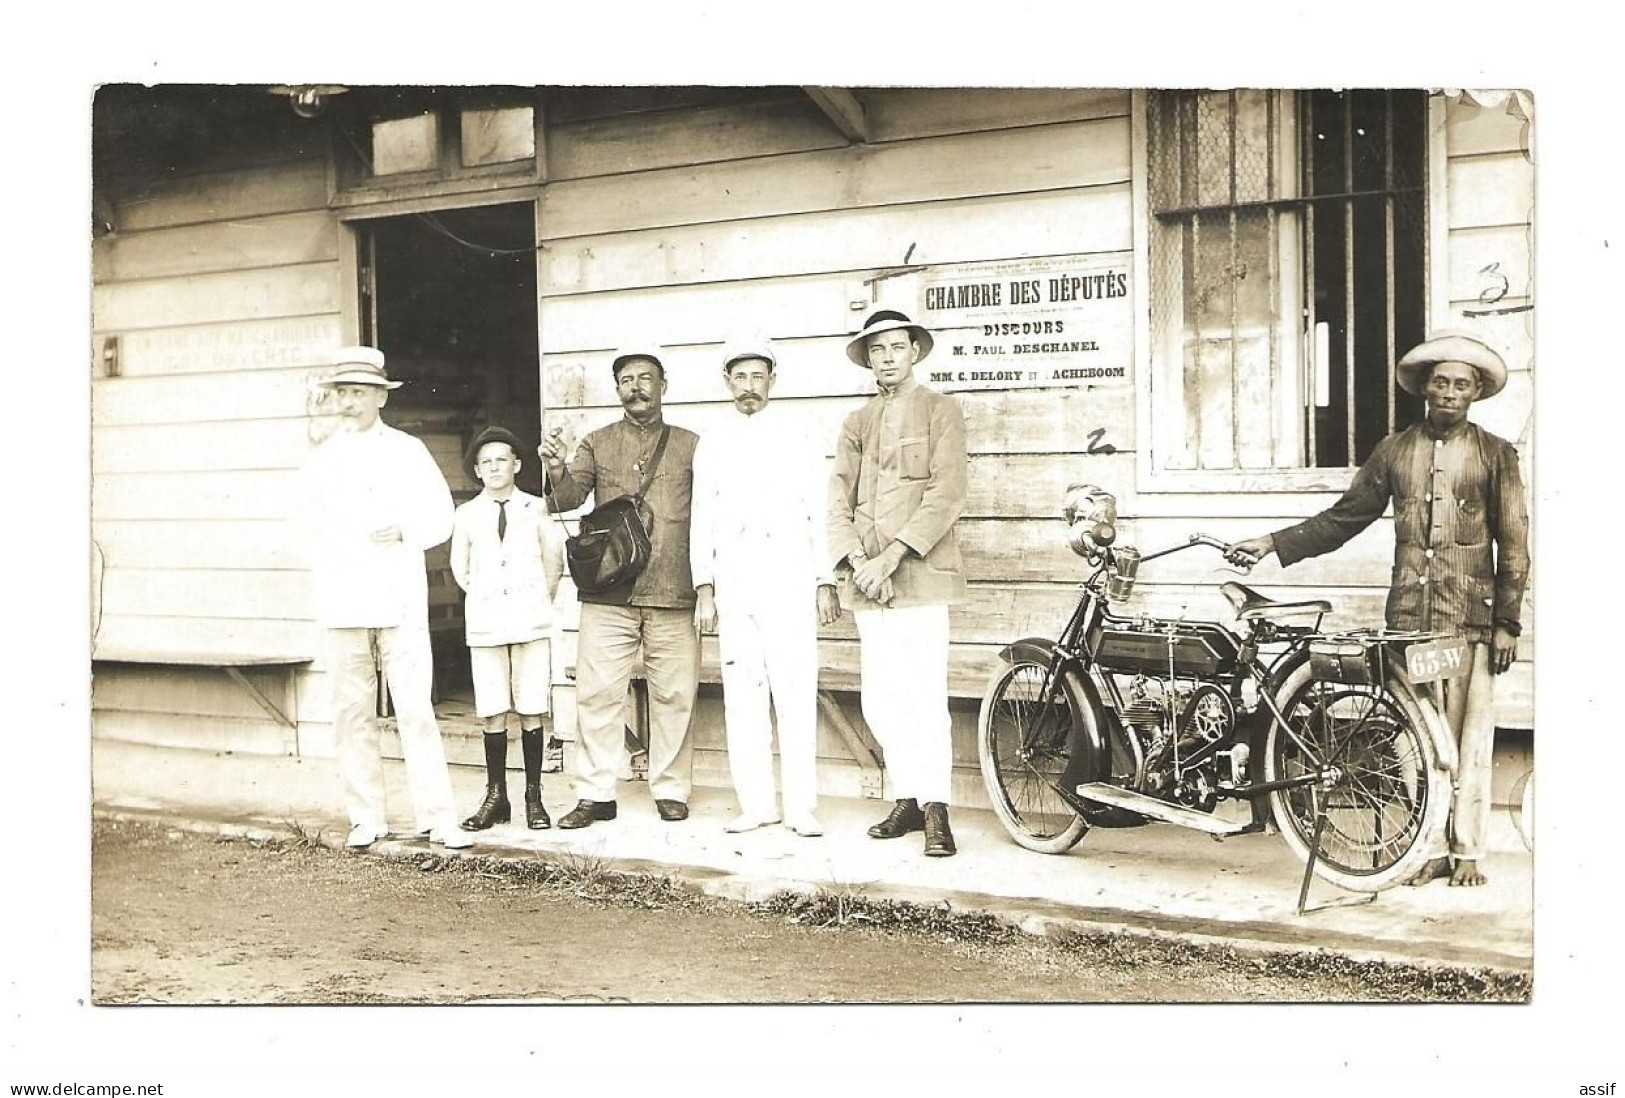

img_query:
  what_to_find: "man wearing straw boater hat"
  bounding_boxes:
[300,346,471,851]
[1229,332,1530,888]
[828,308,969,858]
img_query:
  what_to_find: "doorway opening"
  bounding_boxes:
[355,200,539,715]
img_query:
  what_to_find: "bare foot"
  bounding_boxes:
[1449,858,1487,887]
[1405,856,1451,887]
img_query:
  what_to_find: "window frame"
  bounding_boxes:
[1131,89,1439,497]
[329,88,548,210]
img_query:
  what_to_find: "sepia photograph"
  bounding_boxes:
[9,6,1618,1094]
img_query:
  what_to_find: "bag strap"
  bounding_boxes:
[633,425,672,499]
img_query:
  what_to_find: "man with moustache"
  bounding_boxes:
[539,347,701,828]
[828,309,969,858]
[1227,332,1530,888]
[300,346,472,851]
[691,338,842,838]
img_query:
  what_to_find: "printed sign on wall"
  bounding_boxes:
[915,253,1133,390]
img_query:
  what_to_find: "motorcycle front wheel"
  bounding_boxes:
[1265,661,1450,893]
[977,658,1091,854]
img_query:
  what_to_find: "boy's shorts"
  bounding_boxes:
[470,638,552,719]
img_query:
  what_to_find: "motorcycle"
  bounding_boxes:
[976,485,1463,909]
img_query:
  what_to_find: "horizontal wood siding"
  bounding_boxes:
[539,89,1135,798]
[92,142,336,737]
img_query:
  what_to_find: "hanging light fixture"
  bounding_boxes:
[268,84,349,120]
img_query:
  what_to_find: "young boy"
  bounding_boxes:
[452,426,565,831]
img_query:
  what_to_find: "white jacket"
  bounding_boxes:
[691,404,833,602]
[450,488,565,647]
[299,420,453,629]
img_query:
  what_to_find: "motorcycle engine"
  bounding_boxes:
[1121,678,1236,811]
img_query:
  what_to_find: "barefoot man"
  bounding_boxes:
[1227,333,1529,888]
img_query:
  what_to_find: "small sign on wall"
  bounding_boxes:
[915,253,1133,390]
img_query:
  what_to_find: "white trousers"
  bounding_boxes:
[717,593,819,820]
[326,625,457,835]
[854,603,953,805]
[1426,641,1497,862]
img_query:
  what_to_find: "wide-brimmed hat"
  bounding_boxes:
[1395,332,1507,399]
[845,309,934,367]
[610,346,666,379]
[320,346,401,389]
[463,425,527,479]
[721,337,777,372]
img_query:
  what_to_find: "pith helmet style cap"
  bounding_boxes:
[722,337,778,372]
[610,346,666,379]
[845,309,934,367]
[322,346,401,389]
[1395,331,1507,399]
[464,425,527,479]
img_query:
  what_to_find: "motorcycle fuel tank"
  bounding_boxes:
[1088,620,1241,677]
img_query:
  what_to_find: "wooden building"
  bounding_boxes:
[90,85,1534,806]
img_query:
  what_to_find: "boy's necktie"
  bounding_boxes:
[495,499,507,541]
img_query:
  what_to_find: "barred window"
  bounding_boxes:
[1147,90,1428,475]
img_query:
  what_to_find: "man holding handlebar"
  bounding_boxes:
[1227,333,1530,889]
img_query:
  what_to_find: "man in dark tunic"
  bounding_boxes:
[1228,332,1530,887]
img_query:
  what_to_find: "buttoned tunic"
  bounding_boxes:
[1271,419,1530,643]
[547,414,700,609]
[301,420,454,627]
[450,488,564,647]
[826,379,968,609]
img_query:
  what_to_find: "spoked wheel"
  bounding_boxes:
[977,658,1092,853]
[1265,661,1450,893]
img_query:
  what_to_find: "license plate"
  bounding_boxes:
[1405,636,1470,683]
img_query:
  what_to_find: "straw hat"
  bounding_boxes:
[1395,332,1507,399]
[844,309,934,367]
[320,346,401,389]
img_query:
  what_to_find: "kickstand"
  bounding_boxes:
[1295,794,1377,917]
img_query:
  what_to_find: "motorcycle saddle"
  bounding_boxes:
[1220,581,1332,620]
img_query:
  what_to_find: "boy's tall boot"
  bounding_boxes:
[521,727,551,830]
[461,731,512,830]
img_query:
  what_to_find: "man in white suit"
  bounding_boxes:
[692,338,841,837]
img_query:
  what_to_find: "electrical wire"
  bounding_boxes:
[334,117,539,258]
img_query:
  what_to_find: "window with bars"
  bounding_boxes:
[1146,89,1428,476]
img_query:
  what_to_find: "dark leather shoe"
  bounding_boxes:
[558,800,617,829]
[655,799,689,822]
[868,798,924,839]
[460,785,511,831]
[525,785,550,830]
[922,802,956,857]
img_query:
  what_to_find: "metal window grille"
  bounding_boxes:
[1148,90,1427,472]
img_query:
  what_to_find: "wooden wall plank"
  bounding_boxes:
[93,614,319,659]
[540,117,1130,240]
[861,88,1131,142]
[93,367,326,426]
[112,158,331,232]
[92,663,292,720]
[94,210,339,283]
[91,711,296,757]
[1448,225,1533,305]
[537,274,864,353]
[95,520,301,571]
[548,96,846,179]
[92,470,301,521]
[93,417,311,474]
[1447,155,1534,230]
[540,184,1132,296]
[100,567,314,621]
[93,263,341,333]
[1445,96,1532,158]
[544,86,758,126]
[110,315,346,376]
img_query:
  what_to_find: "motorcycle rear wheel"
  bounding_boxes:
[1265,661,1449,893]
[977,658,1091,854]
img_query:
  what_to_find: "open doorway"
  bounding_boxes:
[355,200,540,714]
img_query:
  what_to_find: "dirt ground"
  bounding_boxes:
[90,818,1527,1004]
